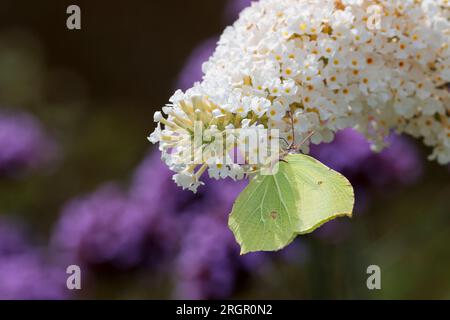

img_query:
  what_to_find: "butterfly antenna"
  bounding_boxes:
[288,110,296,150]
[278,137,290,148]
[296,131,315,152]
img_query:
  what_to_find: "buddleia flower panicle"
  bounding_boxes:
[150,0,450,192]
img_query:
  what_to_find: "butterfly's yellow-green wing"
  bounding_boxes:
[285,153,354,234]
[228,154,354,254]
[228,161,301,254]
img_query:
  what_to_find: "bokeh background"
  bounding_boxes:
[0,0,449,299]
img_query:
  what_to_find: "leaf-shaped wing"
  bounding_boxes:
[228,162,300,254]
[228,154,354,254]
[286,154,354,234]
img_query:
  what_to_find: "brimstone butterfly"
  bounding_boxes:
[229,153,354,254]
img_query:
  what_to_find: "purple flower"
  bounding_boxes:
[0,111,58,177]
[175,38,217,91]
[174,208,304,299]
[0,253,67,300]
[310,129,372,175]
[130,150,196,215]
[131,152,265,299]
[310,129,422,242]
[223,0,254,24]
[0,218,68,299]
[52,150,197,270]
[362,134,423,187]
[0,217,30,256]
[52,183,171,269]
[310,129,423,188]
[174,212,242,299]
[130,150,248,224]
[201,176,247,212]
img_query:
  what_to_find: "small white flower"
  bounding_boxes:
[208,163,229,180]
[295,111,320,133]
[149,0,450,192]
[250,97,271,117]
[267,101,287,122]
[148,123,161,144]
[173,172,204,193]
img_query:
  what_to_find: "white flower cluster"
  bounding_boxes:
[150,0,450,192]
